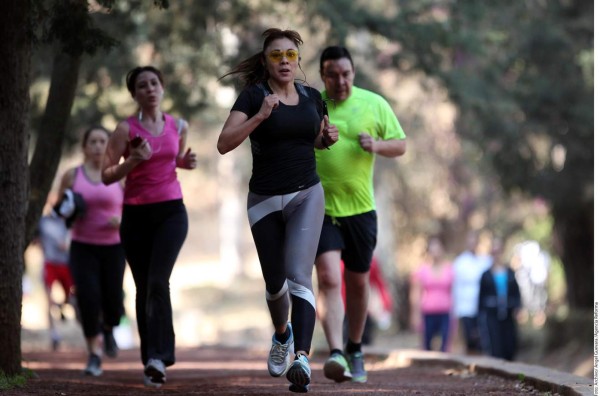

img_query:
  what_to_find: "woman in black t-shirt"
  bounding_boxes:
[218,28,338,393]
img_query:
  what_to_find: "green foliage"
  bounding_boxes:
[96,0,170,10]
[26,0,591,305]
[29,0,265,143]
[341,0,592,209]
[29,0,593,202]
[547,256,566,305]
[32,1,118,56]
[0,368,35,390]
[446,2,592,206]
[514,208,553,251]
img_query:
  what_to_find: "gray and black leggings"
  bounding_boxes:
[248,183,324,354]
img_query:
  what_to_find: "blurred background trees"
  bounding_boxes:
[7,0,592,375]
[29,0,591,305]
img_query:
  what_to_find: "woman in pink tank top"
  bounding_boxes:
[57,126,126,376]
[101,66,197,388]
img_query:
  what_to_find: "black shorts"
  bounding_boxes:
[316,210,377,273]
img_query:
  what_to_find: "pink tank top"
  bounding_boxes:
[71,166,124,245]
[124,114,183,205]
[412,262,454,314]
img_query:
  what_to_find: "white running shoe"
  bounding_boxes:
[144,358,166,384]
[267,323,294,377]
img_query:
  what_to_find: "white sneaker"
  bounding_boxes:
[267,323,294,377]
[144,358,166,384]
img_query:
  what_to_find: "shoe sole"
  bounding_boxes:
[84,369,102,377]
[144,376,163,388]
[351,375,367,383]
[323,360,352,383]
[268,364,289,377]
[144,365,166,383]
[288,383,309,393]
[286,363,310,388]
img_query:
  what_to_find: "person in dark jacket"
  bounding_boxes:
[478,237,521,361]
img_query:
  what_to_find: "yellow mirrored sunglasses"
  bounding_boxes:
[267,49,299,63]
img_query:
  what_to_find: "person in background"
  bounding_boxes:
[102,65,196,388]
[36,200,75,351]
[478,237,521,361]
[340,257,393,345]
[512,240,549,327]
[217,28,338,393]
[57,126,126,377]
[452,230,492,354]
[410,236,454,352]
[314,46,406,384]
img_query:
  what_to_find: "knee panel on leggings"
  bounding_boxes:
[266,281,289,302]
[288,279,315,310]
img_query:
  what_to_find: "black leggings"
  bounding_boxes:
[120,199,188,367]
[247,183,324,354]
[69,241,126,338]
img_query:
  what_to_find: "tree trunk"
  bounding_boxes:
[25,52,82,246]
[0,0,31,375]
[552,201,594,310]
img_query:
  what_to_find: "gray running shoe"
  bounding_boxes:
[323,352,352,382]
[347,351,367,383]
[83,353,102,377]
[286,353,311,393]
[144,358,166,384]
[267,323,294,377]
[51,335,60,352]
[103,329,118,358]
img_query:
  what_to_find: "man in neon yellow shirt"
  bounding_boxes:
[315,46,406,384]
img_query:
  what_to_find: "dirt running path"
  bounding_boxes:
[6,346,558,395]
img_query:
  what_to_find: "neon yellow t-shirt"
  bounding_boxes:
[316,86,406,217]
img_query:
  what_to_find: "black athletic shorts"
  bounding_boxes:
[316,210,377,273]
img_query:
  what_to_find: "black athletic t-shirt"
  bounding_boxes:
[232,82,324,195]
